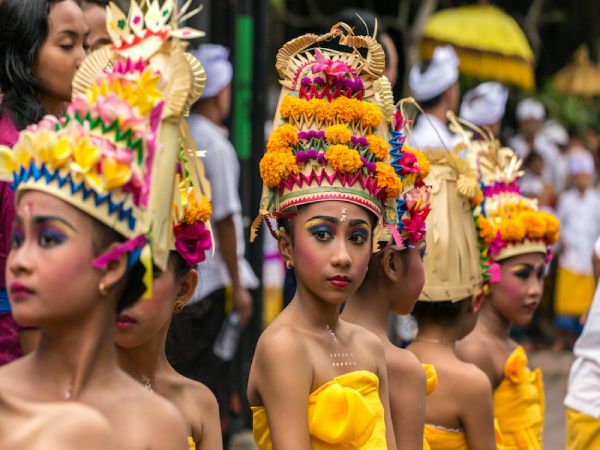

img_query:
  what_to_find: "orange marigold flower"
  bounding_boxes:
[375,162,403,198]
[539,211,560,244]
[325,125,352,144]
[366,134,388,161]
[407,147,430,179]
[279,96,304,120]
[361,102,382,129]
[520,211,546,240]
[471,189,484,208]
[325,144,362,173]
[184,194,212,224]
[332,97,355,123]
[266,124,298,153]
[259,151,299,188]
[477,215,496,246]
[497,216,526,242]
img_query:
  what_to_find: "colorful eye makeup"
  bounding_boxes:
[348,223,369,244]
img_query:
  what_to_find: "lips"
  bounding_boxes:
[524,302,539,312]
[8,281,34,301]
[328,275,351,288]
[116,314,137,330]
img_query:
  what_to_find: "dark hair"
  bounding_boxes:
[0,0,75,130]
[412,298,468,327]
[91,219,146,313]
[80,0,108,7]
[169,251,193,280]
[523,151,544,169]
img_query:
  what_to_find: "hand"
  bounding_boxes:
[233,287,253,326]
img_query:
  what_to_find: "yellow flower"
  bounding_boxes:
[71,136,101,175]
[325,125,352,144]
[266,124,298,153]
[259,151,299,188]
[280,96,304,121]
[375,162,403,198]
[497,216,526,242]
[471,188,484,208]
[184,193,212,224]
[406,147,430,179]
[477,215,496,246]
[520,211,546,240]
[44,135,72,169]
[102,158,132,191]
[332,96,355,123]
[365,134,388,161]
[0,146,17,177]
[325,144,362,173]
[360,102,382,129]
[540,211,560,244]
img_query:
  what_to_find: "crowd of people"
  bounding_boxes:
[1,1,600,450]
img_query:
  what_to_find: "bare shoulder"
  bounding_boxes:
[254,320,309,368]
[176,376,219,414]
[342,319,384,355]
[457,362,493,400]
[457,334,502,386]
[50,404,115,450]
[385,346,426,385]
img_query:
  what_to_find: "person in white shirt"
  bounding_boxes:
[554,150,600,348]
[459,81,508,139]
[564,236,600,449]
[166,44,259,441]
[408,45,461,150]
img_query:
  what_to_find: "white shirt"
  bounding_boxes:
[188,114,259,301]
[409,114,461,151]
[508,133,562,187]
[557,188,600,275]
[565,237,600,417]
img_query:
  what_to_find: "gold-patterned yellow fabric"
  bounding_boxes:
[251,370,386,449]
[424,424,467,450]
[494,346,544,450]
[566,407,600,450]
[187,436,196,450]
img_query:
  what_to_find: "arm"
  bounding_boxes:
[253,330,313,450]
[387,350,425,450]
[149,402,190,450]
[461,367,497,450]
[372,341,398,450]
[213,215,252,325]
[196,387,223,450]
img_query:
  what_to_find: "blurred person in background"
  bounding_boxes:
[0,0,88,364]
[408,45,461,150]
[166,44,258,442]
[555,150,600,350]
[520,151,557,209]
[459,81,508,140]
[564,235,600,450]
[541,120,571,192]
[81,0,110,51]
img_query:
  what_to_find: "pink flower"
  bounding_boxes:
[489,232,507,255]
[311,49,351,79]
[174,222,212,265]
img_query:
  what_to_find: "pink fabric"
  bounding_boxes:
[0,110,19,290]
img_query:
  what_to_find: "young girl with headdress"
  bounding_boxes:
[342,96,432,450]
[247,24,403,449]
[406,140,498,450]
[456,124,560,450]
[0,1,206,448]
[116,144,222,450]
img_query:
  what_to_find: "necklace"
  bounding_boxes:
[325,323,338,342]
[64,383,73,400]
[140,374,153,392]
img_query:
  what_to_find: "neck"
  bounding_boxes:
[344,281,389,341]
[478,300,511,339]
[292,282,342,331]
[414,322,458,350]
[193,102,221,125]
[116,323,171,389]
[424,105,447,124]
[31,304,119,400]
[42,97,66,118]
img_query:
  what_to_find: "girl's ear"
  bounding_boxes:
[469,291,485,313]
[176,268,198,306]
[97,242,129,292]
[381,247,400,283]
[278,231,294,268]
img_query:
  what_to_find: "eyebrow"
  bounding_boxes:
[348,219,369,227]
[509,263,535,271]
[305,215,339,225]
[59,29,90,39]
[17,215,77,232]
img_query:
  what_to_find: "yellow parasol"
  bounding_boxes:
[553,46,600,97]
[420,5,535,91]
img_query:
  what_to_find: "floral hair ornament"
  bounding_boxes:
[251,23,404,251]
[451,113,560,284]
[0,0,206,297]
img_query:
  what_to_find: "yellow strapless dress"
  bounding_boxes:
[424,424,467,450]
[251,370,387,449]
[187,436,196,450]
[494,346,544,450]
[422,364,438,450]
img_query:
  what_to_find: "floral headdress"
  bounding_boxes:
[417,143,485,302]
[454,117,560,276]
[0,0,206,296]
[251,24,405,247]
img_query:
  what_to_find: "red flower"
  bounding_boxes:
[174,222,212,266]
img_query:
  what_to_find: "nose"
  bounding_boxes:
[8,242,34,278]
[528,275,543,300]
[330,238,351,269]
[75,45,87,69]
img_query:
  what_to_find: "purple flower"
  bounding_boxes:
[313,76,325,86]
[296,151,308,163]
[317,153,326,164]
[306,148,317,159]
[361,157,376,172]
[298,131,308,141]
[301,77,312,88]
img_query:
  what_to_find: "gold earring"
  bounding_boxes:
[99,282,109,296]
[173,300,185,313]
[286,260,293,269]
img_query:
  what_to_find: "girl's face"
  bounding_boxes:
[284,201,373,306]
[114,258,189,349]
[82,4,110,51]
[33,0,89,107]
[488,252,546,326]
[391,243,426,315]
[7,191,104,326]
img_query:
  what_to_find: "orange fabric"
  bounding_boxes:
[494,346,544,450]
[251,370,386,449]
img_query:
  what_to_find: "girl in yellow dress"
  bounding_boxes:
[116,154,222,450]
[343,104,432,450]
[247,24,403,450]
[0,1,207,448]
[456,128,560,450]
[406,145,497,450]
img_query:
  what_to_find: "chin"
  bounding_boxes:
[512,311,535,327]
